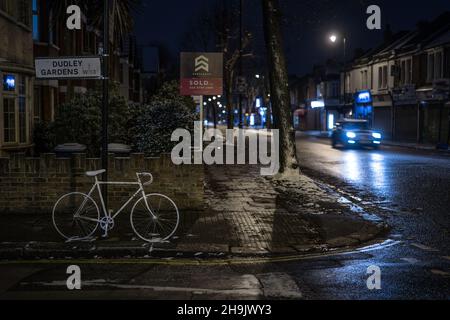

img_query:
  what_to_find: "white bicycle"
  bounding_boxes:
[52,170,180,243]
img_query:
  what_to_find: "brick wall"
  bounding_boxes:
[0,153,204,214]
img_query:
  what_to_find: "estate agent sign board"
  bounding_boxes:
[180,52,223,96]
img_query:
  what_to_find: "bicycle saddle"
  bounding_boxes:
[86,169,106,177]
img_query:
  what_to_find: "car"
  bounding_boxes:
[331,119,382,149]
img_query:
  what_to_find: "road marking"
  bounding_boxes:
[400,258,420,264]
[411,243,439,252]
[430,269,450,277]
[0,239,400,267]
[23,279,263,298]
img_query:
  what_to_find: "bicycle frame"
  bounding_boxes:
[85,175,153,221]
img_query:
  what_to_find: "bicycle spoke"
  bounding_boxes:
[131,195,178,242]
[53,193,99,240]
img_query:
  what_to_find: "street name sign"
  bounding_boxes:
[180,52,223,96]
[35,56,102,80]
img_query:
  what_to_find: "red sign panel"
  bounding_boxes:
[180,52,223,96]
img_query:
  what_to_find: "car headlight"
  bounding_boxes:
[346,132,356,139]
[372,133,381,139]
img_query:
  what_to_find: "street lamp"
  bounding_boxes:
[329,33,348,107]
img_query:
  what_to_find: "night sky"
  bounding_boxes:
[134,0,450,76]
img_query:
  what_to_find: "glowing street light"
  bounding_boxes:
[328,32,348,104]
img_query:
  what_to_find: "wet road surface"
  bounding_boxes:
[295,133,450,253]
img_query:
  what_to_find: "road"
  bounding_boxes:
[296,132,450,253]
[0,133,449,300]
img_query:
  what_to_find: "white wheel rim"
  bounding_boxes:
[52,192,100,240]
[130,194,180,242]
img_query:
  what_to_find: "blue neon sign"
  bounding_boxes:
[355,90,372,104]
[3,75,16,91]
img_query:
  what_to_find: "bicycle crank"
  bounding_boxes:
[99,217,115,232]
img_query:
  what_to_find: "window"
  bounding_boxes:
[3,74,16,91]
[345,74,351,94]
[0,0,7,12]
[361,70,369,89]
[18,76,27,143]
[0,0,13,15]
[330,82,339,98]
[435,51,443,79]
[383,66,388,88]
[33,87,42,122]
[18,0,31,26]
[400,59,412,85]
[32,0,39,41]
[378,65,388,89]
[428,51,444,82]
[2,74,29,144]
[378,67,382,88]
[3,98,16,143]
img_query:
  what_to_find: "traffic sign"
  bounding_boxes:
[35,56,102,80]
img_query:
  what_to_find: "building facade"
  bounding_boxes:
[0,0,34,156]
[343,12,450,144]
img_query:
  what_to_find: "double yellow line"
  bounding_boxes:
[0,239,398,266]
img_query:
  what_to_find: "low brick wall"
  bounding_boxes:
[0,153,204,214]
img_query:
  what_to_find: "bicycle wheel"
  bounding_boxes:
[130,194,180,242]
[53,192,100,240]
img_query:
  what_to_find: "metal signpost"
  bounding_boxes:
[34,0,111,209]
[102,0,111,211]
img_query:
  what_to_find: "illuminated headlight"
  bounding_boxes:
[372,133,382,139]
[346,132,356,139]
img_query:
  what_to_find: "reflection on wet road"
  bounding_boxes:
[296,133,450,253]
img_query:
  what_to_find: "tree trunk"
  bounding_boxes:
[225,69,235,129]
[262,0,299,176]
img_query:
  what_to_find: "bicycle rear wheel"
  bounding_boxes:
[52,192,100,240]
[130,194,179,242]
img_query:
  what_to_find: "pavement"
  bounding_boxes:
[0,162,388,260]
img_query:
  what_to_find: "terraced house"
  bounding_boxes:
[344,12,450,144]
[0,0,34,156]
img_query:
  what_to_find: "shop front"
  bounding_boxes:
[353,90,373,126]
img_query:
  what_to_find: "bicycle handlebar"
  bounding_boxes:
[137,172,154,186]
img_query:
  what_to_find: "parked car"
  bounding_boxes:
[331,119,382,149]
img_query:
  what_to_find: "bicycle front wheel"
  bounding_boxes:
[130,194,180,242]
[52,192,100,240]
